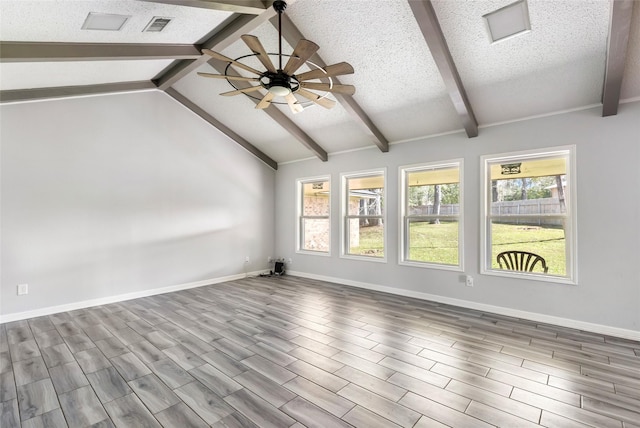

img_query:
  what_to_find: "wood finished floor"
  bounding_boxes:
[1,276,639,428]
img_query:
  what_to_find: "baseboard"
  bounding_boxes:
[0,271,262,323]
[288,270,640,342]
[5,270,638,341]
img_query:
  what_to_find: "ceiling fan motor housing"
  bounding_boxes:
[273,1,287,14]
[263,71,299,95]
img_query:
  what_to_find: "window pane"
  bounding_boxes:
[401,162,461,268]
[298,177,330,254]
[342,171,385,260]
[406,167,459,212]
[347,175,384,216]
[484,150,573,280]
[407,184,460,214]
[407,219,459,265]
[302,218,330,252]
[302,181,329,216]
[347,218,384,257]
[490,221,566,276]
[491,175,567,216]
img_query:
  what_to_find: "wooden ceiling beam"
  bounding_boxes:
[166,88,278,169]
[0,81,156,103]
[138,0,270,15]
[602,0,635,117]
[272,14,389,153]
[408,0,478,138]
[155,1,292,90]
[0,42,202,62]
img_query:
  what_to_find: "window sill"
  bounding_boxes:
[296,249,331,257]
[340,254,387,263]
[481,268,577,285]
[399,260,463,272]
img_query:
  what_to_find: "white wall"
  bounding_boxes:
[1,91,275,319]
[275,102,640,337]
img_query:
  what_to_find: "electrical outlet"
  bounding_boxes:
[465,275,474,287]
[17,283,28,295]
[245,256,250,263]
[267,256,273,263]
[287,258,292,264]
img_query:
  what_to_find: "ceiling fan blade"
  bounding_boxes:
[283,39,320,75]
[202,49,262,75]
[241,35,277,73]
[296,62,354,82]
[197,72,259,82]
[220,86,264,97]
[285,93,304,114]
[256,92,275,109]
[296,88,336,109]
[300,82,356,95]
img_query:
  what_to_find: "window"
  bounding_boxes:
[297,176,330,254]
[400,160,463,270]
[341,169,386,261]
[481,147,576,283]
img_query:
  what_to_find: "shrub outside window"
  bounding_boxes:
[341,169,386,261]
[297,177,330,254]
[481,147,576,283]
[400,160,463,270]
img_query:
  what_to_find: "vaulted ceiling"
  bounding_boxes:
[1,0,638,169]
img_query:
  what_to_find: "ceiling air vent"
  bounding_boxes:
[143,17,173,33]
[483,0,531,43]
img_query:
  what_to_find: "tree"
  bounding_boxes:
[408,185,427,210]
[441,183,459,205]
[373,189,383,226]
[555,175,566,212]
[359,188,383,227]
[521,178,528,200]
[359,198,368,227]
[430,184,441,224]
[498,177,553,201]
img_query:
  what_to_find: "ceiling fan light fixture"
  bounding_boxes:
[268,85,292,96]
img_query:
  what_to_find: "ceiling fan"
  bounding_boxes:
[197,0,355,114]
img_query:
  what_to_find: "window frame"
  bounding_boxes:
[480,146,577,284]
[296,175,331,256]
[340,168,387,263]
[399,159,464,271]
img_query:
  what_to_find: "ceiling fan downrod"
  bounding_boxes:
[265,0,294,96]
[273,0,287,71]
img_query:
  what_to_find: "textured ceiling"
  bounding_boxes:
[1,0,638,165]
[0,0,232,43]
[0,60,174,90]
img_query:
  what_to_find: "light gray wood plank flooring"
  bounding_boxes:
[1,275,639,427]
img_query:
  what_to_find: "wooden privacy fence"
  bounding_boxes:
[411,198,565,227]
[491,198,565,226]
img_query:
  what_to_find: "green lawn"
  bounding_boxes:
[350,225,385,257]
[351,222,566,275]
[490,223,566,275]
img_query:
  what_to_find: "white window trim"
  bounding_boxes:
[340,168,387,263]
[399,159,464,272]
[480,145,577,285]
[296,175,332,257]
